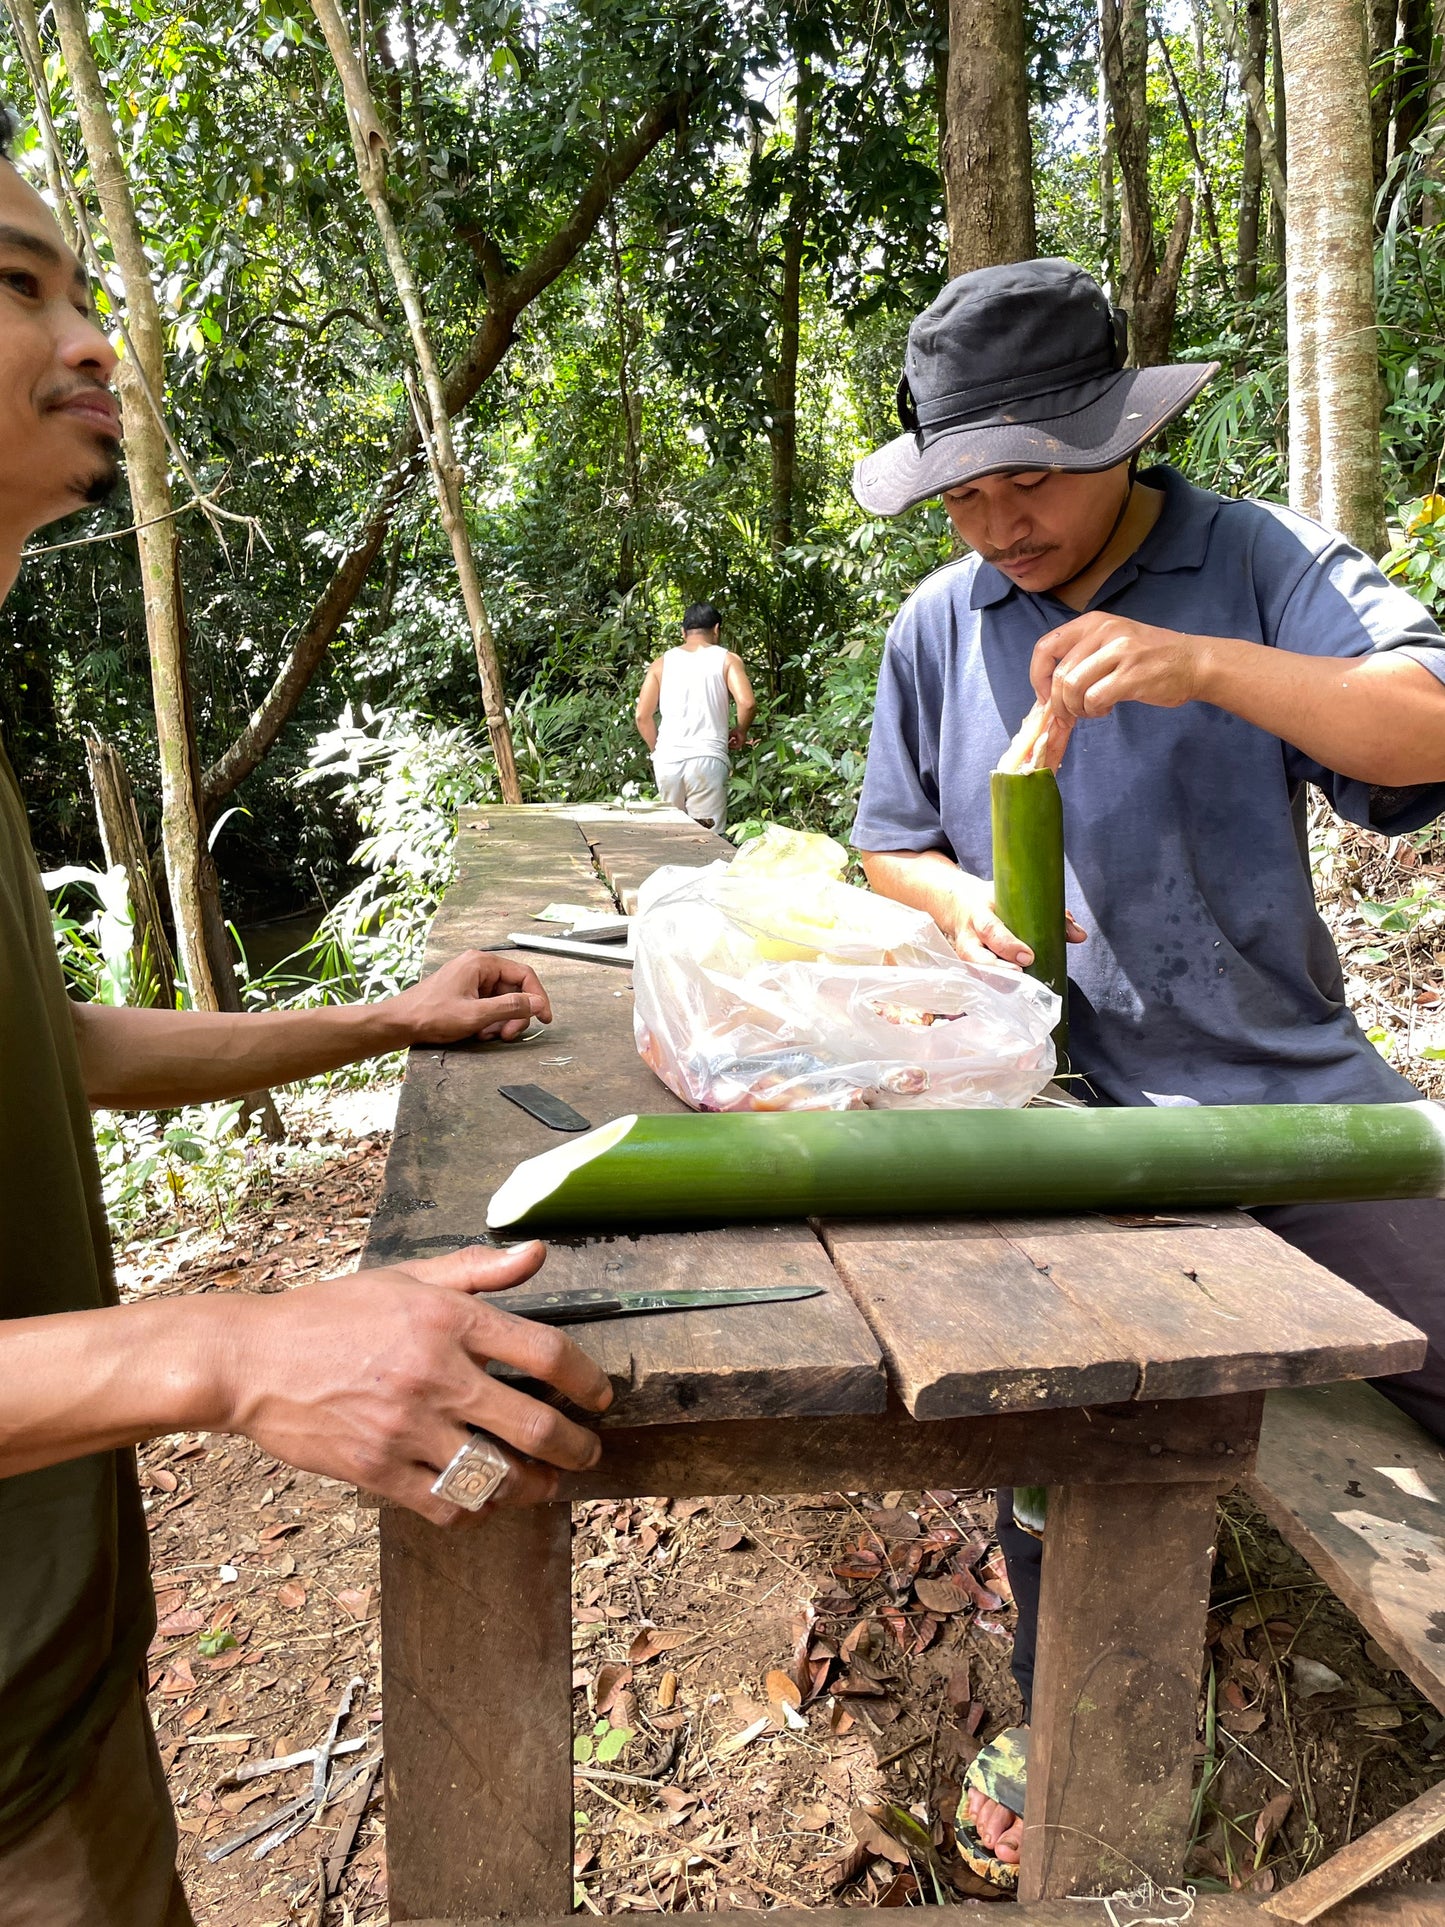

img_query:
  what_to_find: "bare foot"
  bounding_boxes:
[965,1787,1022,1865]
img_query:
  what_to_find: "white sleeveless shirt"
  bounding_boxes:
[654,644,730,759]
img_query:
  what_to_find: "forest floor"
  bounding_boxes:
[112,820,1445,1927]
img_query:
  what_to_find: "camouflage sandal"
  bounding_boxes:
[956,1726,1030,1891]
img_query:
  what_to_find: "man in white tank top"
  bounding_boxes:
[634,603,756,832]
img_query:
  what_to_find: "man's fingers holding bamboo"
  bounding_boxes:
[1030,611,1205,720]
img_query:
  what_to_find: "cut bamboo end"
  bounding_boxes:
[487,1114,638,1229]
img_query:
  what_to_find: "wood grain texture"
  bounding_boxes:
[1246,1380,1445,1714]
[381,1500,573,1922]
[404,1886,1445,1926]
[1263,1778,1445,1920]
[823,1210,1424,1420]
[434,810,608,959]
[1019,1479,1220,1900]
[365,816,885,1425]
[554,1394,1262,1500]
[573,806,731,912]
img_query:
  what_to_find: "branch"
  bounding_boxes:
[1151,19,1231,301]
[236,305,386,346]
[201,91,689,805]
[1205,0,1287,216]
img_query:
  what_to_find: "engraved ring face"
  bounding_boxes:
[431,1432,512,1512]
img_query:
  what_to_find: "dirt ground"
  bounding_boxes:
[113,1092,1445,1927]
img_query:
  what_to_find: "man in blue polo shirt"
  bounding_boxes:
[850,257,1445,1875]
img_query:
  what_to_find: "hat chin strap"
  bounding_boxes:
[1048,451,1140,600]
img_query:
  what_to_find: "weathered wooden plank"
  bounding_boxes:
[574,807,731,912]
[367,824,885,1425]
[429,810,608,960]
[554,1393,1262,1498]
[821,1218,1142,1419]
[405,1887,1445,1926]
[1264,1778,1445,1921]
[999,1213,1425,1401]
[823,1211,1423,1419]
[381,1500,573,1923]
[1019,1479,1219,1901]
[1246,1380,1445,1714]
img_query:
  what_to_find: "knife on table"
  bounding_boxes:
[499,1283,824,1324]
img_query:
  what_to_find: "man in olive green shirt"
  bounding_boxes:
[0,132,613,1925]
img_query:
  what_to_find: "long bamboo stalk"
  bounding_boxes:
[487,1102,1445,1233]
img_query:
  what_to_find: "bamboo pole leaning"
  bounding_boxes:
[307,0,523,804]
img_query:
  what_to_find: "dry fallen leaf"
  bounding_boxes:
[594,1661,633,1715]
[335,1586,372,1621]
[848,1804,909,1866]
[276,1580,307,1610]
[145,1467,179,1494]
[657,1669,679,1709]
[913,1577,968,1616]
[628,1627,685,1664]
[157,1608,207,1637]
[1254,1790,1293,1852]
[765,1667,801,1709]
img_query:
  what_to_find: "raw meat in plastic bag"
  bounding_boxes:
[631,826,1059,1112]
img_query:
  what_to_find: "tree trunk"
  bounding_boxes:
[942,0,1037,274]
[309,0,522,804]
[1395,0,1433,154]
[1098,0,1116,285]
[768,58,813,557]
[48,0,222,1011]
[5,0,79,255]
[606,202,643,591]
[1153,23,1229,298]
[201,94,689,811]
[1269,0,1289,263]
[1237,0,1268,294]
[1368,0,1400,190]
[1101,0,1194,363]
[1205,0,1288,214]
[84,735,177,1007]
[1280,0,1385,552]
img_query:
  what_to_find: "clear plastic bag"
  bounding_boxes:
[632,826,1059,1112]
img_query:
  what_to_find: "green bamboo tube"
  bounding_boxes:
[487,1101,1445,1234]
[991,767,1068,1059]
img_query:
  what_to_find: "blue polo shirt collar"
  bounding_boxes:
[967,464,1228,610]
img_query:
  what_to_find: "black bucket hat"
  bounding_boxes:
[853,258,1218,517]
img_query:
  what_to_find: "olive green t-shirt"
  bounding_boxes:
[0,745,153,1848]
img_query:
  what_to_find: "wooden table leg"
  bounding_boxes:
[380,1500,574,1922]
[1018,1480,1219,1902]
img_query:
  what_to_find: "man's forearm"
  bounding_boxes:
[861,848,970,938]
[71,1001,409,1110]
[635,715,658,751]
[0,1296,227,1478]
[1198,641,1445,786]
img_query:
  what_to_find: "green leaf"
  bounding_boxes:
[197,1628,237,1657]
[596,1725,633,1763]
[573,1734,595,1763]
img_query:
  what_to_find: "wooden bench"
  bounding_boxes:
[1245,1380,1445,1715]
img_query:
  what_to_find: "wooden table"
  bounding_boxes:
[365,806,1426,1925]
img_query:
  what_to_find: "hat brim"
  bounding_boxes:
[852,362,1219,517]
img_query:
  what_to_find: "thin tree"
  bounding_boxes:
[1235,0,1269,295]
[1205,0,1288,216]
[1279,0,1385,552]
[42,0,223,1009]
[309,0,522,804]
[1101,0,1193,364]
[942,0,1037,274]
[767,56,814,555]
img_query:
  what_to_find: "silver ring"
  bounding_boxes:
[431,1431,514,1512]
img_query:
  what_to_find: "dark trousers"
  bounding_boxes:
[997,1197,1445,1722]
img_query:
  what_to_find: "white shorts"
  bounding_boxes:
[652,753,729,832]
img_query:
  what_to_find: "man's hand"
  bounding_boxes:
[382,949,553,1047]
[930,868,1087,969]
[728,725,749,753]
[1032,612,1206,721]
[217,1241,611,1526]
